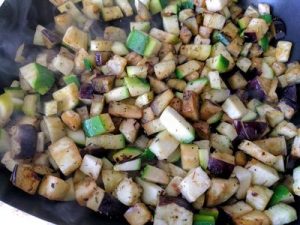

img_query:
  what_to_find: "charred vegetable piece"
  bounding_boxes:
[98,193,128,218]
[10,165,41,195]
[272,17,286,40]
[113,147,143,163]
[10,124,37,159]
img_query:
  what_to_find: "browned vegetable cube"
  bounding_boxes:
[10,165,41,195]
[61,110,81,131]
[92,76,115,94]
[200,100,222,120]
[193,121,211,140]
[182,90,199,121]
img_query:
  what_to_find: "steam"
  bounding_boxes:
[0,0,55,88]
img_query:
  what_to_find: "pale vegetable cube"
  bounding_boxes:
[38,175,69,201]
[115,178,141,206]
[80,154,103,180]
[179,167,211,202]
[276,41,292,63]
[222,95,247,119]
[48,137,82,176]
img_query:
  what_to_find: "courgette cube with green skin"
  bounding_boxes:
[259,35,269,52]
[208,55,229,73]
[185,78,208,94]
[141,148,156,161]
[113,147,143,163]
[269,185,294,206]
[260,14,272,24]
[83,116,106,137]
[63,74,80,87]
[124,77,150,97]
[0,128,11,153]
[193,215,215,225]
[4,87,25,99]
[149,0,168,14]
[22,94,40,117]
[20,63,55,95]
[130,22,151,33]
[83,114,115,138]
[212,31,230,46]
[199,208,219,220]
[160,106,195,143]
[126,30,149,55]
[143,36,162,57]
[0,93,13,127]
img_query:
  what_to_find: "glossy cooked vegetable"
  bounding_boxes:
[0,0,299,225]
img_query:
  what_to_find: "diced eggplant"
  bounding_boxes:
[271,17,286,40]
[157,161,187,178]
[80,154,102,180]
[109,102,142,119]
[265,203,297,225]
[208,151,235,178]
[41,28,61,49]
[151,89,174,116]
[180,144,199,171]
[238,140,277,167]
[234,210,271,225]
[232,166,252,199]
[10,125,37,159]
[124,203,152,225]
[63,26,88,51]
[182,90,199,121]
[10,165,41,195]
[136,177,163,206]
[41,116,66,143]
[102,169,126,193]
[246,159,279,187]
[154,195,193,225]
[48,137,82,176]
[206,178,239,207]
[114,177,141,206]
[222,201,253,219]
[234,120,268,141]
[179,167,211,202]
[38,175,69,201]
[165,176,183,197]
[246,185,273,211]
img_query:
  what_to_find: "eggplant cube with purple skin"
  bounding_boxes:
[48,137,82,176]
[179,167,211,202]
[10,165,41,195]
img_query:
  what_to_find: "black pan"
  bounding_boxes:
[0,0,299,224]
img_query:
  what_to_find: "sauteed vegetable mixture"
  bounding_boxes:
[0,0,300,224]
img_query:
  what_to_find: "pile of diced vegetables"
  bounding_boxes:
[1,0,300,224]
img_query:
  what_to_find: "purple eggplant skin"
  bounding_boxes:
[234,120,268,141]
[208,157,234,179]
[282,85,297,103]
[246,77,267,101]
[272,17,286,40]
[41,29,61,48]
[98,193,128,218]
[79,83,94,99]
[95,52,103,66]
[159,195,193,212]
[244,32,257,43]
[10,124,37,159]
